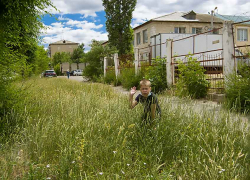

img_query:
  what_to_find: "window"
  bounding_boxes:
[192,27,202,34]
[136,32,141,45]
[143,29,148,43]
[237,28,248,41]
[174,27,186,33]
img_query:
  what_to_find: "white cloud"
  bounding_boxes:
[41,18,108,51]
[65,20,103,29]
[58,15,71,21]
[132,0,250,28]
[42,0,250,51]
[49,0,103,16]
[46,0,250,28]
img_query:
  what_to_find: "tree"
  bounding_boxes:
[71,43,85,63]
[0,0,55,118]
[52,52,71,67]
[102,0,136,55]
[83,40,105,80]
[71,43,85,69]
[34,46,50,74]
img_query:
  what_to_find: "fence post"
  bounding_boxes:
[222,21,235,81]
[134,48,139,75]
[166,39,173,87]
[103,57,107,77]
[114,53,119,78]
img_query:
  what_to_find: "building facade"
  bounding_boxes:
[48,40,79,58]
[133,11,224,58]
[215,14,250,53]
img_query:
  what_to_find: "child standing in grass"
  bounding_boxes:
[129,79,161,126]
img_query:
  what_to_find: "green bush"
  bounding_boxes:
[119,68,144,90]
[225,63,250,113]
[144,57,167,93]
[54,63,62,76]
[104,70,116,84]
[176,55,210,99]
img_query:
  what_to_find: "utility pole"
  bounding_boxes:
[211,7,217,34]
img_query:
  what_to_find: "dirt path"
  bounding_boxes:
[57,76,89,82]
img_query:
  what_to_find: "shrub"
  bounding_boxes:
[225,63,250,113]
[144,57,167,93]
[54,63,62,76]
[176,55,210,99]
[119,68,144,90]
[104,69,116,84]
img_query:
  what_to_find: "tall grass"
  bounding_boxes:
[0,78,249,179]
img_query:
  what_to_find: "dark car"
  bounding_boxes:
[43,70,57,77]
[70,70,75,76]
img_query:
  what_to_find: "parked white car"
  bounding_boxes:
[73,69,83,76]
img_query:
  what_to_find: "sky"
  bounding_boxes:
[41,0,250,51]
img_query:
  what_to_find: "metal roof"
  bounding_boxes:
[133,11,223,30]
[215,14,250,24]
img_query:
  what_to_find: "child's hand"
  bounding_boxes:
[130,86,137,96]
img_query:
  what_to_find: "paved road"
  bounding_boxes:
[57,76,89,82]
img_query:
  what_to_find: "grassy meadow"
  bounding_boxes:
[0,78,249,179]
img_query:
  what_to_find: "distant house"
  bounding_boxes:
[48,40,79,58]
[133,11,224,58]
[101,41,109,47]
[215,14,250,53]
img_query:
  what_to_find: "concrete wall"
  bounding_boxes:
[78,63,86,70]
[133,21,223,54]
[61,62,70,73]
[71,63,77,71]
[151,33,223,65]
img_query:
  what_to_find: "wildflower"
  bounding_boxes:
[72,161,75,164]
[121,170,125,174]
[219,169,225,173]
[144,162,147,165]
[46,164,50,168]
[113,151,117,154]
[127,164,130,166]
[99,172,103,175]
[46,177,51,180]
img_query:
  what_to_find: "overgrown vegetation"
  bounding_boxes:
[118,67,144,90]
[0,78,249,179]
[104,69,117,85]
[83,40,118,81]
[83,41,105,81]
[145,57,167,93]
[103,57,167,93]
[225,62,250,113]
[176,55,210,99]
[0,0,55,121]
